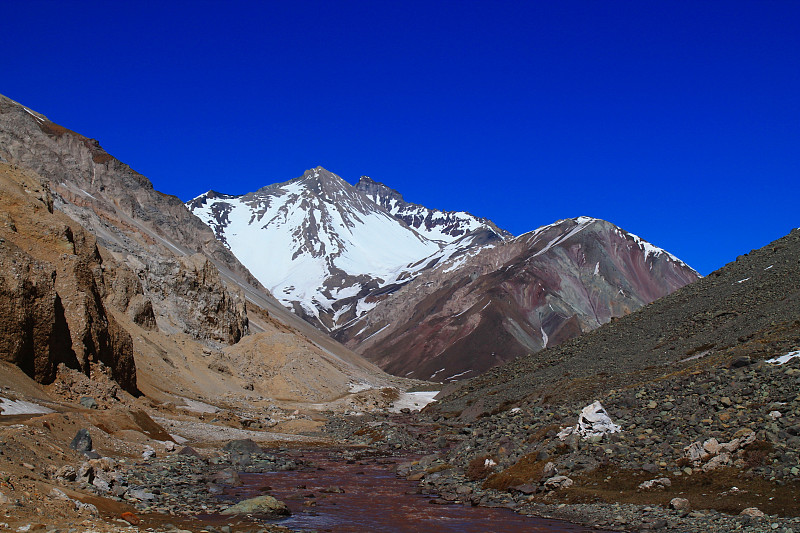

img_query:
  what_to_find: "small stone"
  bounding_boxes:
[740,507,765,518]
[703,438,721,454]
[638,477,671,490]
[49,488,69,500]
[141,445,156,459]
[222,439,262,455]
[669,497,691,511]
[210,468,241,487]
[55,465,76,481]
[541,462,558,479]
[178,446,203,458]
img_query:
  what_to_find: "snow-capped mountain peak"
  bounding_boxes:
[188,167,501,331]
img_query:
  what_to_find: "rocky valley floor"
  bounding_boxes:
[2,349,800,533]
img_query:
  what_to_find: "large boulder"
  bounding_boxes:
[220,495,290,517]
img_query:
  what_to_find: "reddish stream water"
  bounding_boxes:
[221,450,613,533]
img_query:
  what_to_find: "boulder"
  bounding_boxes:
[223,438,262,455]
[543,475,574,490]
[557,401,620,440]
[210,468,242,487]
[79,397,98,410]
[638,477,671,490]
[669,497,691,511]
[702,452,731,472]
[220,495,290,517]
[69,429,92,452]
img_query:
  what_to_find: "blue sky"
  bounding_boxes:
[2,1,798,274]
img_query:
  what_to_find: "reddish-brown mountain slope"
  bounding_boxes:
[337,217,700,381]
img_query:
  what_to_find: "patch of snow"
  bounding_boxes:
[388,391,439,413]
[77,188,97,200]
[679,349,712,363]
[765,265,774,270]
[593,261,600,276]
[625,229,695,273]
[767,350,800,365]
[348,381,373,393]
[445,369,473,380]
[429,368,446,379]
[362,323,391,342]
[540,326,549,348]
[22,106,45,123]
[0,396,54,416]
[170,433,189,444]
[737,278,750,284]
[178,398,219,414]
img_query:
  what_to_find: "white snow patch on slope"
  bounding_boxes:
[445,370,473,380]
[0,396,54,415]
[362,323,391,342]
[178,398,219,414]
[389,391,439,412]
[767,351,800,365]
[348,381,373,393]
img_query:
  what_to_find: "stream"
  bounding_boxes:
[221,450,611,533]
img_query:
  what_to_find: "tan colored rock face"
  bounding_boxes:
[0,93,253,347]
[0,163,136,392]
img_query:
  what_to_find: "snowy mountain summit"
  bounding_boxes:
[187,167,510,331]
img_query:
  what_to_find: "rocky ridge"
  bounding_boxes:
[354,175,512,243]
[0,93,252,347]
